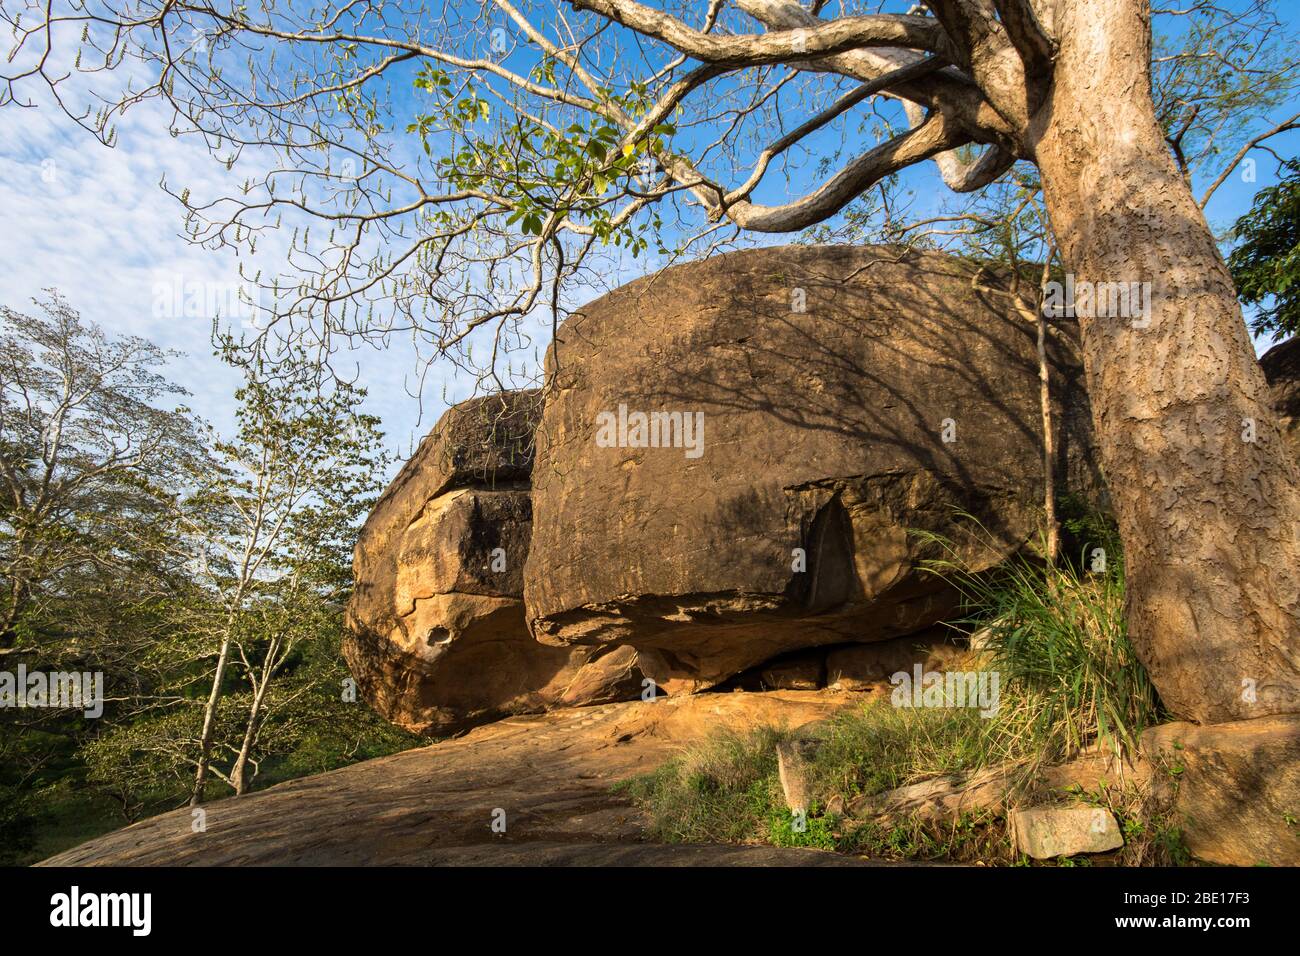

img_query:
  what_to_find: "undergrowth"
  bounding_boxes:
[617,512,1180,865]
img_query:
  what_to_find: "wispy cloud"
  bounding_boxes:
[0,98,464,471]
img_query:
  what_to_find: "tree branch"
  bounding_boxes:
[992,0,1055,79]
[1198,110,1300,208]
[716,111,964,231]
[568,0,951,65]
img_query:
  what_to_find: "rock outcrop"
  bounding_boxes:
[42,692,859,866]
[344,391,644,735]
[525,245,1102,691]
[346,248,1299,752]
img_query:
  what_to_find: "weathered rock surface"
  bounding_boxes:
[1142,715,1300,866]
[344,391,643,735]
[41,692,870,866]
[776,738,814,814]
[843,741,1147,825]
[761,652,825,691]
[1010,806,1123,860]
[526,245,1101,692]
[1261,335,1299,459]
[826,628,967,692]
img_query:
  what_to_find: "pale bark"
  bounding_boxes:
[230,687,267,796]
[571,1,949,65]
[1036,252,1059,565]
[190,630,233,806]
[230,634,281,796]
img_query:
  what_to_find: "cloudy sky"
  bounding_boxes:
[0,84,667,471]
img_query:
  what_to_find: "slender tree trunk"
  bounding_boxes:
[230,701,264,797]
[0,590,22,648]
[1,532,32,647]
[1029,0,1300,723]
[1036,251,1059,565]
[191,630,233,806]
[230,638,278,796]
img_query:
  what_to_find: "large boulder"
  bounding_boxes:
[525,245,1102,691]
[344,391,644,735]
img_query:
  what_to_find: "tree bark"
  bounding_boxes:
[1029,0,1300,722]
[191,632,233,806]
[1036,250,1059,565]
[230,637,278,796]
[1,530,33,647]
[230,701,264,797]
[0,589,23,648]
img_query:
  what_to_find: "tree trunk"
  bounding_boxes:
[1036,252,1059,565]
[1029,0,1300,723]
[0,592,22,648]
[191,633,233,806]
[230,704,263,797]
[1,536,32,647]
[230,644,276,796]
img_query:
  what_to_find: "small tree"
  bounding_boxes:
[1228,158,1300,343]
[184,343,388,804]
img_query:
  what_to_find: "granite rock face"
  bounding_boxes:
[345,247,1300,742]
[825,628,968,692]
[525,245,1102,691]
[343,391,644,735]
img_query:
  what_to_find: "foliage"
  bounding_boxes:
[6,0,1293,396]
[0,296,422,861]
[0,290,205,648]
[920,525,1162,765]
[1228,158,1300,341]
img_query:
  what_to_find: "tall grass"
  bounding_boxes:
[919,521,1162,765]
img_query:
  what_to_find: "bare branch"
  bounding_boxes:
[1198,110,1300,208]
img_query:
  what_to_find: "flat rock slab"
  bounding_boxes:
[1010,806,1123,860]
[41,692,872,867]
[422,842,880,866]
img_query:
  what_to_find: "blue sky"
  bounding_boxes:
[1,1,1297,479]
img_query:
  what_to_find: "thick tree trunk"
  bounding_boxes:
[1029,0,1300,722]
